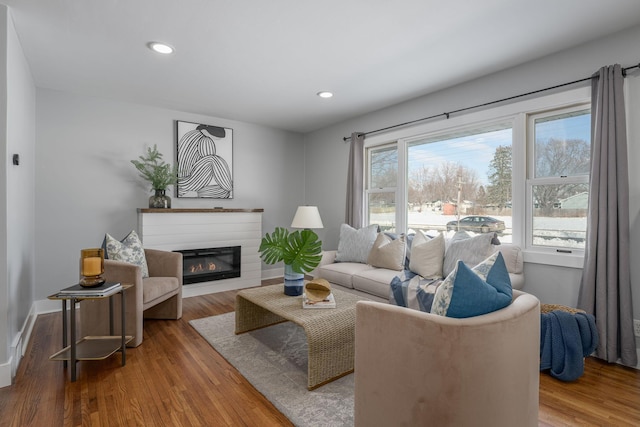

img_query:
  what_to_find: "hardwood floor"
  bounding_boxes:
[1,281,639,427]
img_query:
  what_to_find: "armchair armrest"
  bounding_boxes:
[310,250,337,277]
[103,259,144,311]
[104,259,143,285]
[496,244,524,290]
[145,249,183,285]
[319,250,337,266]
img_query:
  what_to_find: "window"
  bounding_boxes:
[366,144,398,232]
[406,123,513,242]
[527,106,590,251]
[363,86,590,267]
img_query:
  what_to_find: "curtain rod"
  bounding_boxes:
[342,62,640,142]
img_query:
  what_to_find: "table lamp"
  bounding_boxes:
[291,205,324,229]
[283,206,324,296]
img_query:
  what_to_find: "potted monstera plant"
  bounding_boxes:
[259,227,322,296]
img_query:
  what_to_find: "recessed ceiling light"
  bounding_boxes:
[317,91,333,98]
[147,42,174,54]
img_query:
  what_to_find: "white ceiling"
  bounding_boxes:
[5,0,640,133]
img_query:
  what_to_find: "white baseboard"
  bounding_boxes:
[36,298,63,314]
[0,303,38,388]
[0,357,11,388]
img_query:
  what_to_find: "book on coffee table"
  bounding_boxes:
[302,292,336,309]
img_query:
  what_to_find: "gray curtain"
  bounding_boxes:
[345,132,365,228]
[578,64,637,367]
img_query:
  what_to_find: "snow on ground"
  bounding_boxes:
[371,211,587,248]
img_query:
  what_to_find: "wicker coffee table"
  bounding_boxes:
[235,284,367,390]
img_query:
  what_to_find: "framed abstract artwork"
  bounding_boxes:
[176,120,233,199]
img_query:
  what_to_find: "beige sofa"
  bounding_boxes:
[315,243,524,300]
[354,290,540,427]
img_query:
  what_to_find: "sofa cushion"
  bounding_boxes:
[105,230,149,278]
[367,233,406,271]
[389,274,441,312]
[432,251,512,318]
[442,231,496,277]
[317,262,376,289]
[352,268,405,297]
[409,231,445,279]
[336,224,378,263]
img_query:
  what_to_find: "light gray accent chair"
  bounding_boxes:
[354,290,540,427]
[80,248,183,347]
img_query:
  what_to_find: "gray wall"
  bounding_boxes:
[34,89,305,300]
[0,5,36,380]
[304,24,640,338]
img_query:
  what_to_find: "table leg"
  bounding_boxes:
[61,299,67,368]
[70,297,77,382]
[235,294,286,334]
[109,295,114,335]
[121,289,126,366]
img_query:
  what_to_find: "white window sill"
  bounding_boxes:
[523,249,584,269]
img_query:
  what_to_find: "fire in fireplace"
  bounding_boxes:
[174,246,241,284]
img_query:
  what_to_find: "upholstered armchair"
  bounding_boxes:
[354,290,540,427]
[80,248,183,347]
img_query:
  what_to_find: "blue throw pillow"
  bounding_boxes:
[431,251,512,318]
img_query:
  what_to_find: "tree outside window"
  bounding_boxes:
[528,107,590,249]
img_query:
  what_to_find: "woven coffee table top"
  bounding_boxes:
[237,283,364,324]
[235,283,370,389]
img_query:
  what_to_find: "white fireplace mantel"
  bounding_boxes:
[138,208,263,297]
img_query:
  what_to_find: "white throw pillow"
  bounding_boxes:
[442,232,496,277]
[409,231,445,279]
[335,224,378,264]
[367,233,406,271]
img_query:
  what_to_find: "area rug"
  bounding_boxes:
[189,312,354,427]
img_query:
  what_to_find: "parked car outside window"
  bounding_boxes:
[446,216,506,233]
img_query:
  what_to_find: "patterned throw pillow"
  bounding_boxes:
[104,230,149,278]
[409,231,445,279]
[389,275,442,312]
[367,233,406,271]
[431,251,512,318]
[442,232,496,277]
[335,224,378,263]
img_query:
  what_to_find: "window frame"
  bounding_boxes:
[366,143,401,232]
[525,103,591,256]
[362,86,590,268]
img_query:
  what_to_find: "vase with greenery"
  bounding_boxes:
[131,144,178,208]
[259,227,322,296]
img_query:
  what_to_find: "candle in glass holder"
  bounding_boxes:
[82,257,102,276]
[80,248,105,287]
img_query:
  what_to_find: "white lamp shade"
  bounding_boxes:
[291,206,324,229]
